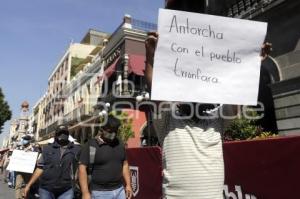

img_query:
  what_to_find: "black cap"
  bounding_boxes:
[55,125,69,136]
[101,115,121,133]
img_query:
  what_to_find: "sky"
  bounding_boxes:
[0,0,164,146]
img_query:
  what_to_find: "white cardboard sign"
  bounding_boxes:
[7,150,38,173]
[151,9,268,105]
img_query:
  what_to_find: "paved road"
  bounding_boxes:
[0,177,15,199]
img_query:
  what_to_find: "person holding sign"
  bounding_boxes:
[15,137,36,199]
[145,0,271,199]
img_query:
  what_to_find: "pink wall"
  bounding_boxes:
[123,109,147,148]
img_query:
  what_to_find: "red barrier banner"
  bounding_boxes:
[127,136,300,199]
[127,147,162,199]
[223,136,300,199]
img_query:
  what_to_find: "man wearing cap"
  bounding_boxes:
[78,115,133,199]
[23,125,80,199]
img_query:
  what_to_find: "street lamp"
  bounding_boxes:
[136,91,150,102]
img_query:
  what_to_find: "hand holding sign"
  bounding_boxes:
[151,9,268,105]
[145,32,159,65]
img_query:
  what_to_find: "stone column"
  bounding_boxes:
[123,14,132,29]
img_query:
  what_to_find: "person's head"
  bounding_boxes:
[165,0,227,16]
[21,134,32,147]
[100,115,121,143]
[55,125,70,146]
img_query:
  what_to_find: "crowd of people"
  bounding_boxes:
[0,114,133,199]
[0,136,41,198]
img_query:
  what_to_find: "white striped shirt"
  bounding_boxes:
[153,104,224,199]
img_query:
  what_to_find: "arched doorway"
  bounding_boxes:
[256,57,281,133]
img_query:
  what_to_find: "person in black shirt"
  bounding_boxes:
[79,115,133,199]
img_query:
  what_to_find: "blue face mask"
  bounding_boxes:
[22,140,30,146]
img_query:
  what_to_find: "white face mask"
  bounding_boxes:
[102,130,116,141]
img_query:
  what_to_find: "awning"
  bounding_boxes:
[94,57,120,85]
[128,54,145,76]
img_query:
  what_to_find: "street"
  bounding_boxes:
[0,177,15,199]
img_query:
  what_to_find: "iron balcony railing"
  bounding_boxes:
[227,0,284,18]
[39,120,58,138]
[65,105,91,124]
[131,18,157,32]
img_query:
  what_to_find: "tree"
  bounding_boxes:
[0,87,12,134]
[115,111,134,144]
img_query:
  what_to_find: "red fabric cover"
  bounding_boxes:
[128,54,145,76]
[94,57,120,85]
[223,136,300,199]
[126,147,162,199]
[126,136,300,199]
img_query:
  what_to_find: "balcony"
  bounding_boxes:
[39,120,58,140]
[95,87,150,112]
[65,105,91,125]
[131,18,157,33]
[227,0,286,19]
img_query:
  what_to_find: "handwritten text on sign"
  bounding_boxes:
[151,9,267,105]
[7,150,38,173]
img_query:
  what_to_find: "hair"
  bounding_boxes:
[102,115,121,133]
[165,0,228,16]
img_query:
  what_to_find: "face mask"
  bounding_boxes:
[57,134,69,146]
[22,140,30,146]
[102,131,116,142]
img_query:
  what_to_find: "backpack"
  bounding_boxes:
[88,145,96,183]
[73,143,96,199]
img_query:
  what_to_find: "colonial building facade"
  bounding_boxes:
[34,15,157,147]
[227,0,300,135]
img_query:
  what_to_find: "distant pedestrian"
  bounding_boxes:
[78,115,133,199]
[15,137,35,199]
[3,150,14,187]
[0,153,5,175]
[23,125,80,199]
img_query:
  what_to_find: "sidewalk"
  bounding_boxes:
[0,177,15,199]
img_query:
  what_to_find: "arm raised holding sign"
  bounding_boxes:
[145,32,158,90]
[261,42,272,60]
